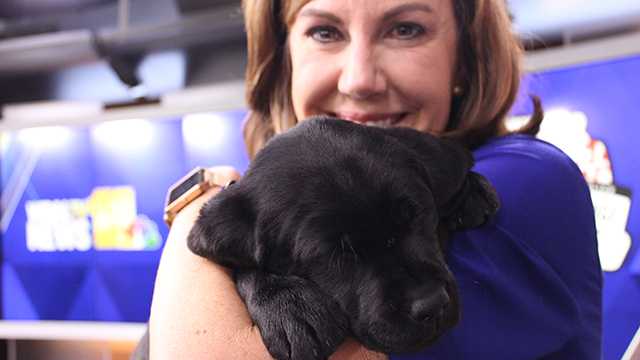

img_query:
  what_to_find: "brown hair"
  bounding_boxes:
[242,0,542,158]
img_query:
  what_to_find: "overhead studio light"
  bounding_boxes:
[91,118,154,151]
[181,113,229,152]
[17,126,74,150]
[1,132,12,155]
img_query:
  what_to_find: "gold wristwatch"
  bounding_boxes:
[163,167,231,227]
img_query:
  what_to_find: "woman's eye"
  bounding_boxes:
[306,26,343,43]
[388,23,425,40]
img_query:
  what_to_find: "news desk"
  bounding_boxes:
[0,321,146,360]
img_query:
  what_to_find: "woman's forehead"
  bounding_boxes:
[284,0,313,25]
[287,0,454,25]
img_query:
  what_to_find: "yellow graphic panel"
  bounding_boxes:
[87,187,138,250]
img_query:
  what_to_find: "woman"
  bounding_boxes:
[149,0,602,359]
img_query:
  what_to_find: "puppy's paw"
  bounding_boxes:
[236,271,349,360]
[445,172,500,231]
[186,188,259,269]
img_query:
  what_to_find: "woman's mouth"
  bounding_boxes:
[327,112,408,128]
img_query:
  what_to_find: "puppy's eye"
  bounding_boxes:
[393,203,414,227]
[386,237,396,248]
[393,206,414,227]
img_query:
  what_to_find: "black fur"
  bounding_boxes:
[186,117,499,359]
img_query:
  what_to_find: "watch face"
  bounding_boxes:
[168,169,205,204]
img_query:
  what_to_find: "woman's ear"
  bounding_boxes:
[187,185,259,269]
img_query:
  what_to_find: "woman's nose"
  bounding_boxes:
[337,42,387,100]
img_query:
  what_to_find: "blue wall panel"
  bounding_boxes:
[514,55,640,360]
[1,111,249,323]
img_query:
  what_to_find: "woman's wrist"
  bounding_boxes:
[169,166,241,231]
[170,186,220,230]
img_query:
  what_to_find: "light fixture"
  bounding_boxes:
[91,119,154,151]
[181,113,229,152]
[17,126,74,150]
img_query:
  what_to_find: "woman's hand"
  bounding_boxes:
[331,341,387,360]
[148,165,386,360]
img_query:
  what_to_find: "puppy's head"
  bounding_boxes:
[189,117,494,353]
[278,163,460,354]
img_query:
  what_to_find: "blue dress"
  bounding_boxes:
[393,134,603,360]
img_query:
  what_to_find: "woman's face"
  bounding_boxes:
[288,0,459,133]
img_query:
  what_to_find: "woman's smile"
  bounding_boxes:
[326,110,408,128]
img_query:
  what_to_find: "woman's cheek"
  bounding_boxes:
[292,56,339,119]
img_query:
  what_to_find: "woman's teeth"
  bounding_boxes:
[326,113,404,128]
[365,118,396,128]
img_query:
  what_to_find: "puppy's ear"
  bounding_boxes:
[380,127,500,230]
[380,127,474,206]
[442,171,500,231]
[187,186,259,269]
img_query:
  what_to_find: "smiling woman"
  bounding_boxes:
[147,0,602,359]
[242,0,531,157]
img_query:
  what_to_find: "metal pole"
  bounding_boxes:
[118,0,130,33]
[8,339,16,360]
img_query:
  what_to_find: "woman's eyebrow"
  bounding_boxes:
[297,3,434,25]
[297,8,344,25]
[382,3,435,21]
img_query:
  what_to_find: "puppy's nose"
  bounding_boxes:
[409,287,450,322]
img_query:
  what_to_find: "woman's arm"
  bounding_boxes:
[148,167,386,360]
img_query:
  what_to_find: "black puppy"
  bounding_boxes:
[187,117,499,359]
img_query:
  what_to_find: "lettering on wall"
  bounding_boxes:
[25,186,162,252]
